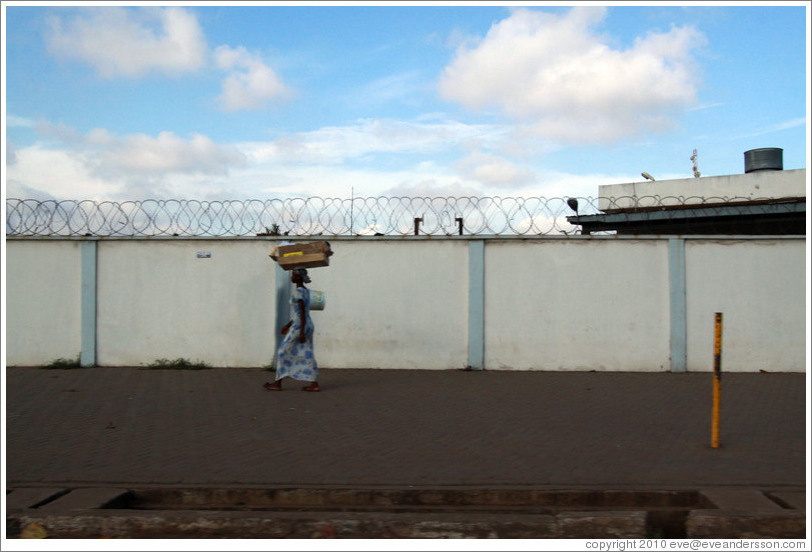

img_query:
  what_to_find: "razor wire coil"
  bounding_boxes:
[5,196,803,237]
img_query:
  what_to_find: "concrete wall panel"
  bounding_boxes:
[685,239,806,372]
[5,241,82,365]
[484,239,671,371]
[95,240,277,367]
[309,240,469,369]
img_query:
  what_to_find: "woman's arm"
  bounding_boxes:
[297,299,306,343]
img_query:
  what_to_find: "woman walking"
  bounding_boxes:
[264,268,320,392]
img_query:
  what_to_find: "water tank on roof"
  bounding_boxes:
[744,148,783,173]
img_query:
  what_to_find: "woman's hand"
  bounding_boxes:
[299,332,306,343]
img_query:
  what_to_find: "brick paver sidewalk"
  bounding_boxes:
[4,368,806,489]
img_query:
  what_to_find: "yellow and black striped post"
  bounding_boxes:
[711,312,723,448]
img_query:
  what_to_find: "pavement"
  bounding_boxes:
[3,367,809,539]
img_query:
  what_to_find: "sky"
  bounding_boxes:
[2,2,809,202]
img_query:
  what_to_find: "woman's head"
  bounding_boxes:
[291,268,311,284]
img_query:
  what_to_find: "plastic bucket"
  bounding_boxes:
[309,290,325,311]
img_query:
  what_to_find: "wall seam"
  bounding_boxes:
[80,240,98,367]
[669,238,687,373]
[468,240,485,370]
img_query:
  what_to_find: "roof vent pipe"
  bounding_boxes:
[744,148,783,173]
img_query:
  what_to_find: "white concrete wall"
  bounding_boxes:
[5,240,83,365]
[484,239,671,371]
[96,240,277,367]
[4,236,806,372]
[311,240,469,369]
[685,239,807,372]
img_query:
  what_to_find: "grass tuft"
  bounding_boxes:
[146,358,211,370]
[41,356,83,369]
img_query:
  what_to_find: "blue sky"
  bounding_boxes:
[3,2,809,202]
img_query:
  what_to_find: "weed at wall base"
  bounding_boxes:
[41,356,83,369]
[145,358,212,370]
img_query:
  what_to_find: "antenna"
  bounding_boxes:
[691,149,701,178]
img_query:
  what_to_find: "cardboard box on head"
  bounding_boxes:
[270,241,333,270]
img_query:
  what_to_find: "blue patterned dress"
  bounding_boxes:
[275,286,318,382]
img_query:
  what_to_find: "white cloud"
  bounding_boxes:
[5,115,35,127]
[215,45,290,111]
[380,177,484,199]
[733,117,807,139]
[8,114,639,203]
[45,7,207,78]
[6,124,246,200]
[42,8,291,110]
[456,151,536,188]
[98,131,245,176]
[772,117,806,132]
[9,117,508,200]
[243,118,509,165]
[688,102,724,112]
[5,146,126,200]
[34,122,246,177]
[257,165,469,199]
[6,141,18,165]
[438,7,706,144]
[354,71,427,108]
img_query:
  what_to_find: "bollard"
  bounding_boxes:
[711,312,723,448]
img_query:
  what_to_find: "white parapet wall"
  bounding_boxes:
[598,169,806,211]
[4,235,807,372]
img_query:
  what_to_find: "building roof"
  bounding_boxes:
[567,168,807,236]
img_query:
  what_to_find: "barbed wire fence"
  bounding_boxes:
[4,196,802,237]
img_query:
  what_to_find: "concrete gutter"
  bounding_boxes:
[6,485,805,539]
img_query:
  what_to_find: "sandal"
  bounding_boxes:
[302,383,320,392]
[263,381,282,391]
